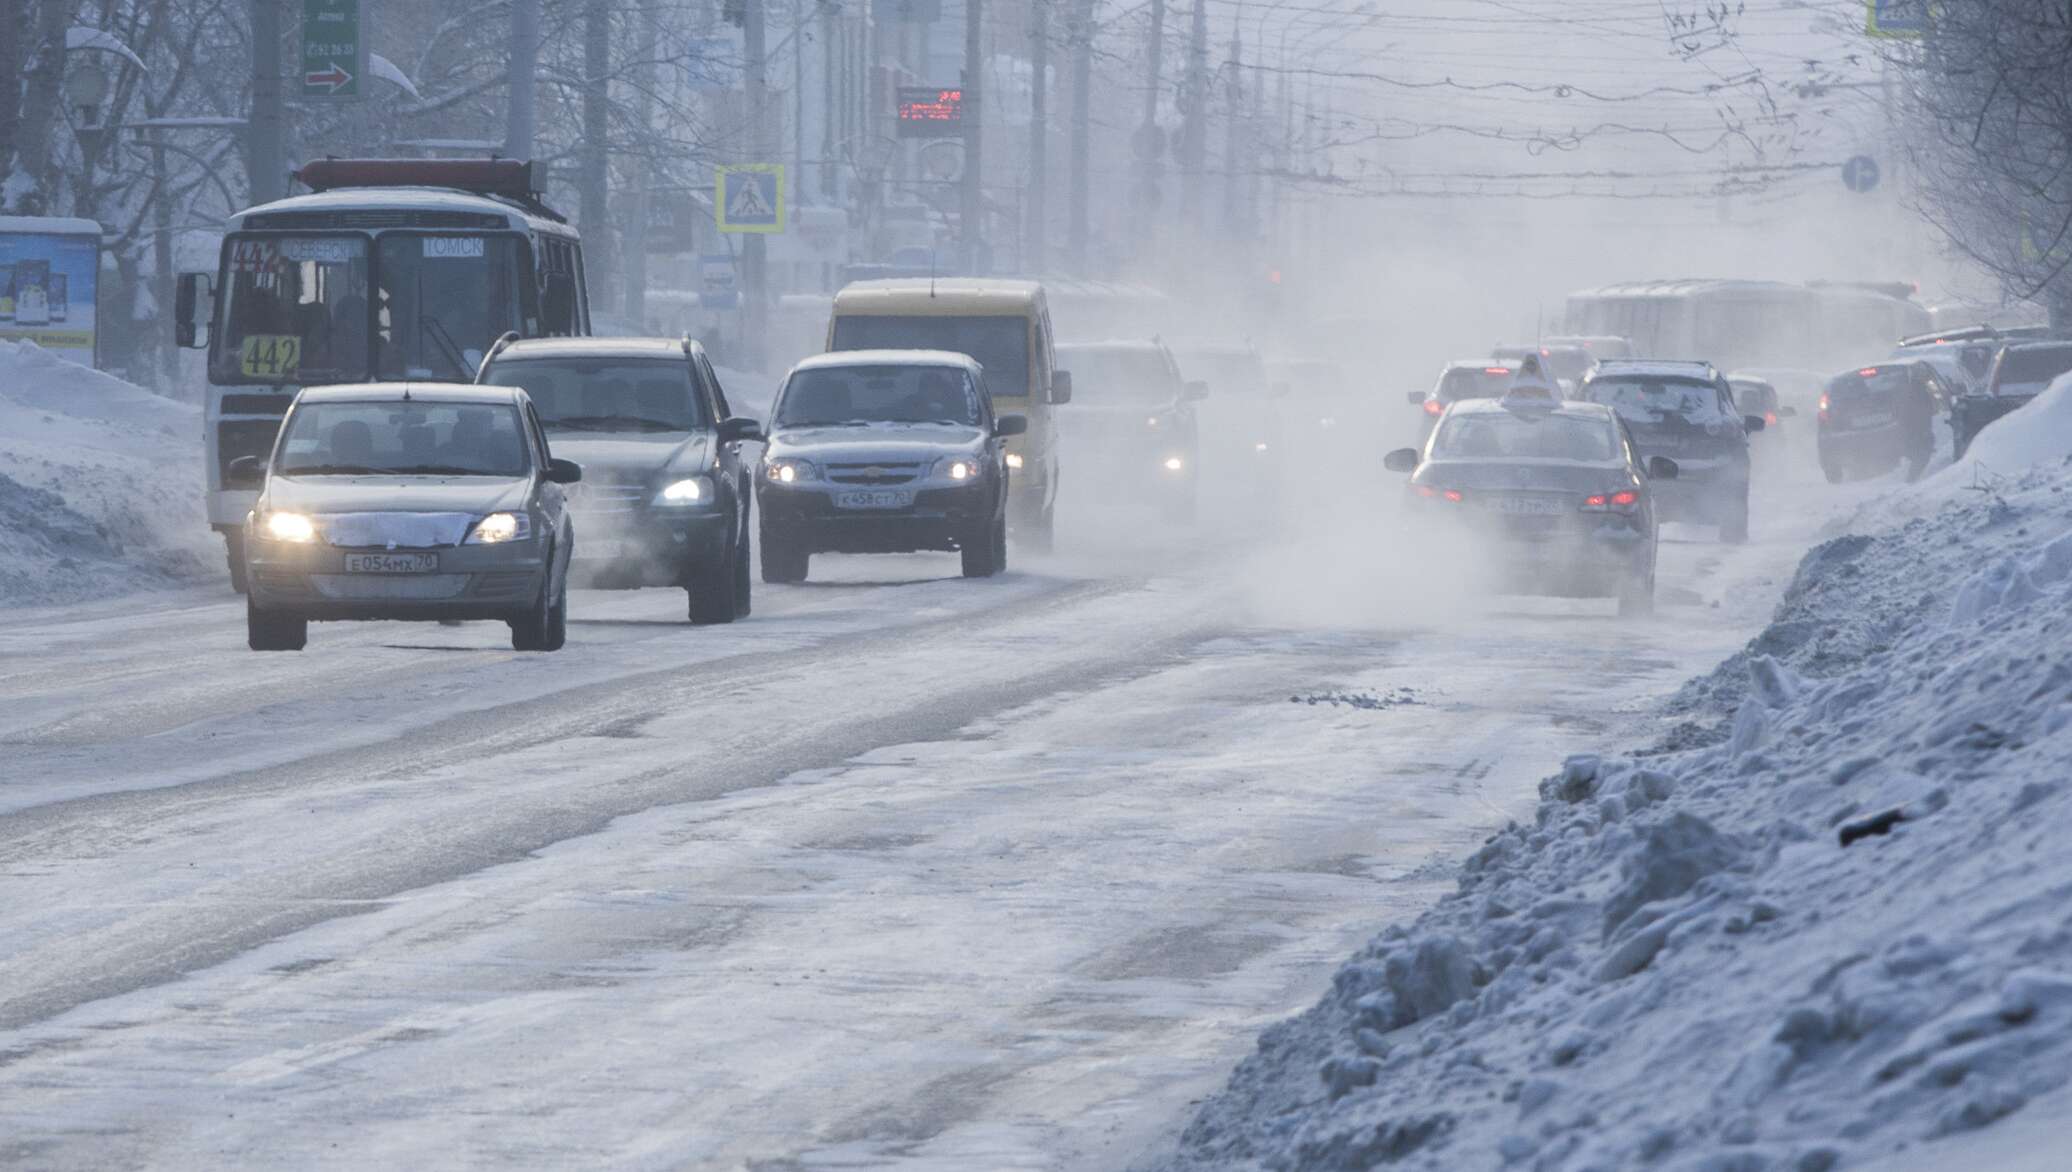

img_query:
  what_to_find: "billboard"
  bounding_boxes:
[0,219,100,367]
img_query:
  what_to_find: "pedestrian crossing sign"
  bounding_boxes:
[715,164,785,234]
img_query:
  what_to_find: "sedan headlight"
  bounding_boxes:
[933,456,984,482]
[655,475,714,505]
[261,510,317,543]
[765,457,819,484]
[466,511,532,544]
[1004,451,1025,471]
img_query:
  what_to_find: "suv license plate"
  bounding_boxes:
[344,552,440,573]
[1847,411,1892,429]
[835,489,914,510]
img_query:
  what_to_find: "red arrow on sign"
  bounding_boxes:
[304,64,353,93]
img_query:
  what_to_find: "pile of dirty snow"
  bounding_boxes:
[0,341,215,604]
[1152,464,2072,1171]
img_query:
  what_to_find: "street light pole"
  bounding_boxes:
[745,0,769,366]
[503,0,540,161]
[962,0,986,275]
[1028,0,1048,272]
[250,0,284,203]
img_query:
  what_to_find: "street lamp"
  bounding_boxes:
[64,59,113,159]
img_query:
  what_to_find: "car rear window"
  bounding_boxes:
[1439,366,1515,401]
[1431,412,1618,462]
[1584,376,1731,425]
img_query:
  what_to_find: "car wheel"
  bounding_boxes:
[246,596,306,651]
[992,514,1008,573]
[541,575,568,652]
[1720,491,1750,544]
[733,513,754,618]
[1820,452,1845,484]
[960,520,998,578]
[760,525,809,584]
[509,563,563,651]
[688,533,741,625]
[225,531,249,595]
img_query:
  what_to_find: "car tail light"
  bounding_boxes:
[1423,398,1444,416]
[1857,367,1879,377]
[1483,367,1512,375]
[1818,392,1831,423]
[1415,484,1464,502]
[1582,489,1641,513]
[1765,411,1778,426]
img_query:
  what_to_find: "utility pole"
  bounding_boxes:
[580,0,613,312]
[1067,0,1094,270]
[250,0,284,203]
[1179,0,1207,229]
[624,0,662,328]
[1223,18,1242,239]
[503,0,540,160]
[1027,0,1048,272]
[962,0,985,275]
[744,0,769,366]
[821,0,839,201]
[1133,0,1165,250]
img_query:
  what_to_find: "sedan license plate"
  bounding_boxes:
[834,489,914,510]
[1847,411,1893,429]
[344,552,440,573]
[1487,495,1567,516]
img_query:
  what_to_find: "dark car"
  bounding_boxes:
[1727,375,1797,446]
[1577,360,1763,543]
[236,383,580,652]
[757,350,1024,581]
[1055,339,1208,522]
[1171,339,1283,503]
[478,335,763,624]
[1409,360,1523,434]
[1382,396,1675,617]
[1954,341,2072,457]
[1817,361,1948,483]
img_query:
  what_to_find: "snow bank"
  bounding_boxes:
[0,340,215,604]
[1933,370,2072,487]
[1152,466,2072,1170]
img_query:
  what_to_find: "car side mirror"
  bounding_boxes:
[1184,380,1210,402]
[719,416,764,443]
[174,272,214,350]
[1777,405,1798,418]
[1383,447,1420,473]
[1743,414,1766,433]
[1049,370,1073,405]
[1406,391,1428,406]
[225,454,267,485]
[545,457,583,484]
[1647,455,1679,480]
[995,412,1028,437]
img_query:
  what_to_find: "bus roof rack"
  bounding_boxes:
[292,159,566,222]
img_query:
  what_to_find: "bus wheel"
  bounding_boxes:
[225,531,248,595]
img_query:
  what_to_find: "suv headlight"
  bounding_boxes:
[764,457,819,484]
[466,511,532,544]
[259,510,318,543]
[933,455,984,482]
[655,475,714,505]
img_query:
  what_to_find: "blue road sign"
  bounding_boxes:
[1842,155,1881,194]
[1866,0,1927,38]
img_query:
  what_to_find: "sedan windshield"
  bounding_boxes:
[1432,412,1619,462]
[483,358,707,432]
[276,401,530,477]
[1438,366,1516,401]
[776,366,983,427]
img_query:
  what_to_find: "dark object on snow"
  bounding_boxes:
[1838,807,1908,846]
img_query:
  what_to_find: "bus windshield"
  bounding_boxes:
[212,232,525,386]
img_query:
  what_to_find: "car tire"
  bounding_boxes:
[733,511,754,618]
[992,514,1008,573]
[961,518,1002,579]
[510,564,566,651]
[246,596,306,651]
[1820,452,1845,484]
[225,531,248,595]
[760,526,809,584]
[688,532,742,625]
[1720,491,1750,544]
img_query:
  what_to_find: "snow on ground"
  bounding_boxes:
[0,341,215,604]
[1150,403,2072,1169]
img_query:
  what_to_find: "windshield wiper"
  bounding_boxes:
[550,414,684,432]
[386,464,506,476]
[417,314,473,380]
[279,462,385,476]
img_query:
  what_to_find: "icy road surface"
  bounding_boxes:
[0,483,1862,1168]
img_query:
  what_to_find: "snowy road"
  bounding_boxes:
[0,494,1837,1169]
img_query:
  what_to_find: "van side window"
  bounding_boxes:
[540,240,580,337]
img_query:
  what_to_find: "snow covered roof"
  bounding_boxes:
[0,216,103,236]
[227,187,572,235]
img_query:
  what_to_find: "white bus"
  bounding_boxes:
[175,159,589,590]
[1563,279,1931,374]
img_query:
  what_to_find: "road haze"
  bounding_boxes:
[0,472,1858,1168]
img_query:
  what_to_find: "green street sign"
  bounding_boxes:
[301,0,367,100]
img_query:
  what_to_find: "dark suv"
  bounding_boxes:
[1954,340,2072,457]
[478,335,762,624]
[1578,360,1764,543]
[1816,361,1947,483]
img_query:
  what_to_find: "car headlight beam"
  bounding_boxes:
[262,511,317,543]
[466,511,531,544]
[656,476,713,505]
[765,458,818,484]
[1004,451,1024,471]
